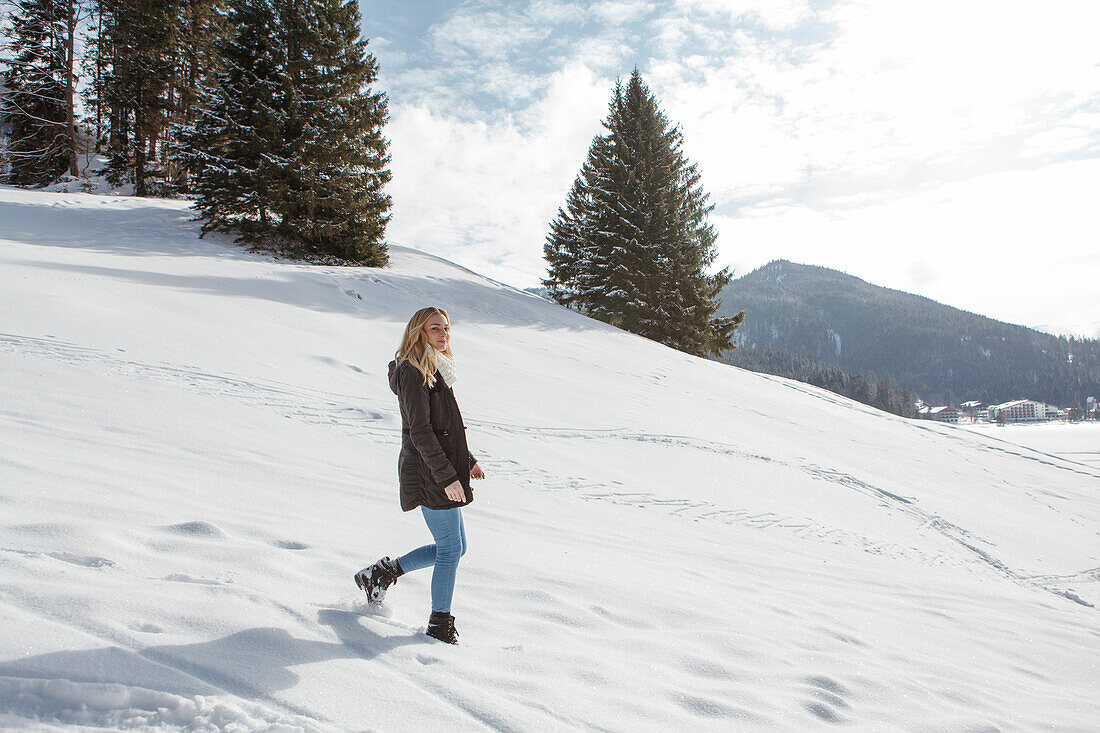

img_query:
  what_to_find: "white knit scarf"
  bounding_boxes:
[430,346,458,387]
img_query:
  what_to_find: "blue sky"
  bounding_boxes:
[357,0,1100,338]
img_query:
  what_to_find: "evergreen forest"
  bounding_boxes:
[1,0,391,264]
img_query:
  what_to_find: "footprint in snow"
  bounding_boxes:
[161,521,227,539]
[674,692,762,721]
[802,675,852,723]
[162,573,223,585]
[48,552,116,568]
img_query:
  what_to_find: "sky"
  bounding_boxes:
[359,0,1100,338]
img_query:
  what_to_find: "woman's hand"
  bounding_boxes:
[470,463,485,480]
[443,480,465,503]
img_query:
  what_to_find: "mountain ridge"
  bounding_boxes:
[718,259,1100,406]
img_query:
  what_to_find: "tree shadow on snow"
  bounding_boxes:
[22,257,605,333]
[0,611,420,700]
[0,195,252,261]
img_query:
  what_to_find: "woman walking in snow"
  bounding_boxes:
[356,307,485,644]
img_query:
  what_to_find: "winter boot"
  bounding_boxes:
[426,611,459,644]
[354,557,403,604]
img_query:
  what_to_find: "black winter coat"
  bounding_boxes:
[388,358,477,511]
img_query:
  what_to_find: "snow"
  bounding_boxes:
[953,420,1100,470]
[1,186,1098,731]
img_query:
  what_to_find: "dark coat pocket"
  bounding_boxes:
[419,460,457,509]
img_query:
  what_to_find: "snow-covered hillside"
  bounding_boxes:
[1,187,1097,731]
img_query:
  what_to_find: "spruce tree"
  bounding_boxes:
[182,0,285,237]
[186,0,391,264]
[543,70,741,357]
[275,0,390,263]
[2,0,76,185]
[79,0,106,151]
[163,0,229,192]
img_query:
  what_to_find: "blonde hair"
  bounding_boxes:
[396,307,453,386]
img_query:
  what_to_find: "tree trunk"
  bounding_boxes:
[64,0,79,176]
[135,82,146,195]
[94,6,104,151]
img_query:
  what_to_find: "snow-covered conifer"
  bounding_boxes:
[1,0,80,185]
[82,0,225,192]
[183,0,285,237]
[95,0,182,194]
[543,70,742,356]
[187,0,391,265]
[275,0,391,264]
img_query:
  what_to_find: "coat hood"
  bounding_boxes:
[389,358,440,395]
[387,359,400,395]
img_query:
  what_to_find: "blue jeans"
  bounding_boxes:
[397,507,467,613]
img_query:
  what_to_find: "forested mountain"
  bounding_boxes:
[528,283,916,416]
[717,346,918,417]
[717,260,1100,407]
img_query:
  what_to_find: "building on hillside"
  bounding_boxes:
[918,405,959,422]
[926,406,959,422]
[959,401,984,421]
[988,399,1045,423]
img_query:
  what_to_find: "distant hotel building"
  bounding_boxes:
[988,399,1045,422]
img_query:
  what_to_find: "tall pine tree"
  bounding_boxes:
[277,0,390,263]
[186,0,391,265]
[182,0,284,237]
[96,0,181,194]
[1,0,79,185]
[543,70,742,357]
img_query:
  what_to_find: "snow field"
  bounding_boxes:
[0,187,1098,730]
[955,421,1100,470]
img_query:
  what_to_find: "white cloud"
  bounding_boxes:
[566,33,635,73]
[652,0,1100,207]
[386,62,612,287]
[674,0,814,30]
[590,0,655,25]
[527,0,587,25]
[429,8,551,61]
